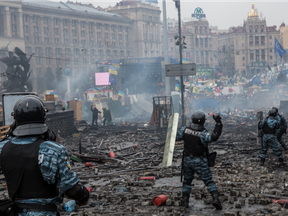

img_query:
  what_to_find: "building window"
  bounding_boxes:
[97,41,101,47]
[261,36,265,46]
[242,43,244,47]
[73,39,77,45]
[270,42,272,46]
[249,25,253,33]
[33,16,38,24]
[45,47,52,56]
[81,40,85,46]
[44,27,49,35]
[56,58,60,65]
[72,20,77,27]
[72,30,77,37]
[34,26,39,33]
[112,33,115,40]
[89,31,93,38]
[242,57,245,61]
[96,23,101,29]
[249,36,253,46]
[64,39,69,44]
[119,34,122,40]
[269,35,272,39]
[63,29,68,37]
[65,48,71,54]
[43,17,48,24]
[81,30,85,37]
[255,25,258,33]
[261,49,265,61]
[36,68,41,75]
[24,15,28,22]
[65,58,70,64]
[255,50,259,61]
[250,50,254,61]
[54,28,59,35]
[56,48,61,55]
[112,42,116,48]
[270,56,272,60]
[125,26,128,33]
[46,58,51,65]
[54,18,59,26]
[154,17,158,22]
[242,50,245,54]
[80,21,85,28]
[104,33,108,38]
[89,22,93,30]
[54,38,59,44]
[12,24,17,32]
[242,36,244,40]
[36,57,41,65]
[243,63,245,66]
[63,19,68,26]
[74,49,79,55]
[35,47,42,54]
[261,25,264,33]
[105,41,108,47]
[97,32,101,38]
[34,36,39,43]
[89,40,93,46]
[24,25,28,33]
[270,49,272,53]
[143,15,146,21]
[90,49,95,55]
[105,24,109,30]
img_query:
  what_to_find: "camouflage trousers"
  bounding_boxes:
[182,156,217,194]
[276,129,286,149]
[260,134,283,159]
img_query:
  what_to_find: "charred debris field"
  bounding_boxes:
[2,115,288,216]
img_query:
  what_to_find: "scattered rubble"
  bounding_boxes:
[1,111,288,215]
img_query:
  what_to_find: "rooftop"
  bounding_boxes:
[22,0,124,19]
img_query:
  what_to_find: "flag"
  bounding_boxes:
[275,38,287,58]
[109,68,118,75]
[215,87,223,95]
[193,87,200,94]
[228,77,234,86]
[182,58,189,64]
[175,83,180,91]
[205,88,211,95]
[109,75,117,85]
[205,87,212,92]
[268,64,272,71]
[118,90,125,96]
[229,88,235,92]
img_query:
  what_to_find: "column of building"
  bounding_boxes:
[3,6,11,37]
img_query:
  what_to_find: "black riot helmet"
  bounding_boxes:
[272,107,279,114]
[268,109,277,118]
[191,111,206,125]
[11,96,48,136]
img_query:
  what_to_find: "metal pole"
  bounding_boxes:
[177,1,185,126]
[163,0,170,96]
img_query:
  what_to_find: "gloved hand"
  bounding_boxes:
[213,115,222,123]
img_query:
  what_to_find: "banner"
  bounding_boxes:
[109,68,118,75]
[193,87,200,94]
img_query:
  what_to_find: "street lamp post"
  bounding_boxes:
[174,0,185,126]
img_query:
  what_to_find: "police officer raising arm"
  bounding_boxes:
[0,96,89,215]
[176,111,223,210]
[259,109,284,166]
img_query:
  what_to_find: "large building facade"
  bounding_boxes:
[0,0,161,92]
[218,3,280,76]
[165,3,283,76]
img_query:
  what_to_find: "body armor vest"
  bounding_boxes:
[183,127,206,156]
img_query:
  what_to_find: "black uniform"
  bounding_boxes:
[91,106,101,127]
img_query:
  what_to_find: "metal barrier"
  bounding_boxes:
[46,110,78,138]
[151,96,173,129]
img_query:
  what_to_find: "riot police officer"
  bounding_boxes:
[272,107,288,151]
[259,109,284,166]
[0,96,89,215]
[176,111,223,209]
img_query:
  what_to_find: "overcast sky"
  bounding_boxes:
[49,0,288,29]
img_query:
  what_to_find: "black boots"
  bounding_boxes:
[260,158,265,166]
[181,193,190,208]
[279,158,285,166]
[211,191,222,210]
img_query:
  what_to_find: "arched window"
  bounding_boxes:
[199,26,202,34]
[255,25,259,33]
[204,26,207,34]
[249,25,253,33]
[195,27,198,34]
[260,25,264,33]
